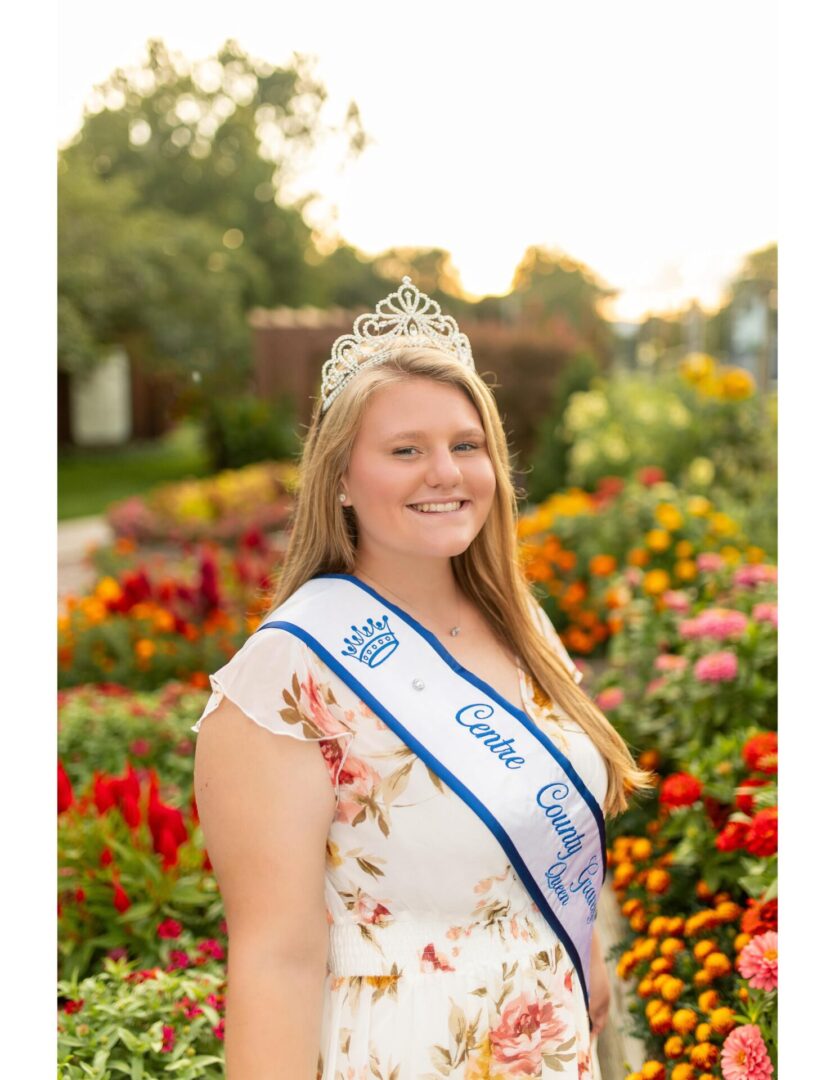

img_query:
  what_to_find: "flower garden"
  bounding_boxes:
[57,356,777,1078]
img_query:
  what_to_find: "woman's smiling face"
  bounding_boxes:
[340,377,497,563]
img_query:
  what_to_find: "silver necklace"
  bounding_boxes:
[354,569,463,637]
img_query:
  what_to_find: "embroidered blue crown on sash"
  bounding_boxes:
[340,614,399,667]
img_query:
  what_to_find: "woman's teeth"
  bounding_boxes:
[408,501,465,513]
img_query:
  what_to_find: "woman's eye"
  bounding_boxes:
[393,443,480,457]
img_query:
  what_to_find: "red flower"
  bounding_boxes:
[197,938,225,960]
[58,761,74,814]
[93,765,142,828]
[659,772,703,808]
[716,821,750,852]
[735,777,768,815]
[741,897,778,936]
[212,1019,225,1041]
[166,950,192,971]
[99,847,113,868]
[160,1024,176,1053]
[703,796,731,831]
[157,919,183,939]
[112,880,131,913]
[61,999,84,1014]
[745,807,778,857]
[638,466,666,486]
[148,781,189,870]
[742,732,778,775]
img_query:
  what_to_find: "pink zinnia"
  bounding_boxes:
[646,677,666,695]
[680,607,748,641]
[720,1023,774,1080]
[596,687,624,710]
[662,590,691,613]
[737,931,778,991]
[694,650,739,683]
[752,602,778,628]
[734,564,778,588]
[160,1025,176,1053]
[697,552,726,573]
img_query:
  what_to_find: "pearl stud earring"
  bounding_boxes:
[338,493,347,503]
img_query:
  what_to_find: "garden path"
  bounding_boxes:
[58,515,112,599]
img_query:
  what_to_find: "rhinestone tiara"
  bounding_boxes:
[320,276,475,412]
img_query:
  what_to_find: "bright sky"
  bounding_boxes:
[58,0,777,321]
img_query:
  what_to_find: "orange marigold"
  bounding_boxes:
[661,938,685,958]
[695,1022,712,1042]
[646,868,672,894]
[632,838,653,862]
[697,989,719,1012]
[134,639,156,661]
[670,1065,696,1080]
[693,971,713,988]
[714,901,742,922]
[664,1035,686,1059]
[644,570,671,596]
[689,1042,719,1069]
[590,554,618,576]
[709,1006,737,1035]
[703,952,732,977]
[651,957,675,975]
[693,940,717,962]
[641,1063,666,1080]
[637,977,656,998]
[672,1008,698,1034]
[660,977,685,1003]
[648,1004,674,1035]
[621,898,642,917]
[666,917,685,936]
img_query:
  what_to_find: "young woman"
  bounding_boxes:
[192,279,651,1078]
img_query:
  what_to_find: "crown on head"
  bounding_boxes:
[320,276,475,412]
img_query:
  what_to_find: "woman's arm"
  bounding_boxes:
[193,695,337,1079]
[588,924,611,1036]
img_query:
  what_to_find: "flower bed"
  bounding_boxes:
[106,461,298,545]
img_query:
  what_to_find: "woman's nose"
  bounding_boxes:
[425,450,463,487]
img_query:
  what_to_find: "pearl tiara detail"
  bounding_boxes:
[320,276,475,412]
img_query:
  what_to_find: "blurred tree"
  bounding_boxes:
[60,39,367,310]
[508,246,617,361]
[58,163,264,394]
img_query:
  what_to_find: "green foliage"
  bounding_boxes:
[525,352,598,503]
[202,393,302,471]
[58,958,226,1078]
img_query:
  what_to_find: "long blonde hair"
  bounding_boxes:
[272,347,653,817]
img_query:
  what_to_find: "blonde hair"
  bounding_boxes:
[272,347,654,817]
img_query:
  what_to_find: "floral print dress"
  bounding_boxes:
[192,601,608,1080]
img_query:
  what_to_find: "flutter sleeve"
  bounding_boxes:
[527,596,584,686]
[191,626,354,789]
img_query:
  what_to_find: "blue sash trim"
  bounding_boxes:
[317,572,607,878]
[257,615,593,1013]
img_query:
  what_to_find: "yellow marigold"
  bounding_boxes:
[695,1022,712,1042]
[637,976,656,998]
[632,838,653,862]
[646,999,666,1019]
[703,952,732,977]
[745,545,766,563]
[643,570,671,596]
[674,539,694,557]
[660,977,685,1002]
[714,901,741,923]
[698,989,719,1012]
[617,953,637,979]
[626,1074,643,1080]
[686,496,712,517]
[693,970,713,988]
[670,1065,696,1080]
[680,352,717,383]
[651,957,675,976]
[720,367,756,400]
[719,545,742,565]
[695,882,713,901]
[646,528,671,552]
[689,1042,719,1069]
[709,1007,737,1035]
[664,1035,686,1059]
[613,836,634,855]
[738,987,750,1002]
[648,1004,674,1035]
[656,503,684,531]
[621,898,643,917]
[734,933,752,952]
[635,938,659,961]
[693,940,717,962]
[134,639,156,661]
[707,511,737,537]
[641,1063,666,1080]
[132,602,154,621]
[153,610,175,634]
[661,938,685,958]
[672,1008,698,1034]
[95,576,122,603]
[666,917,685,936]
[589,553,618,576]
[58,614,71,634]
[674,559,698,581]
[648,916,669,937]
[638,748,661,771]
[81,597,108,625]
[646,868,671,894]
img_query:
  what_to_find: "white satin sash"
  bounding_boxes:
[258,573,607,1015]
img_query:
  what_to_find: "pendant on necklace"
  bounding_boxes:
[450,626,461,637]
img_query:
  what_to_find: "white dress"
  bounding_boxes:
[192,598,606,1079]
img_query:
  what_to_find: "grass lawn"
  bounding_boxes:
[58,422,212,521]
